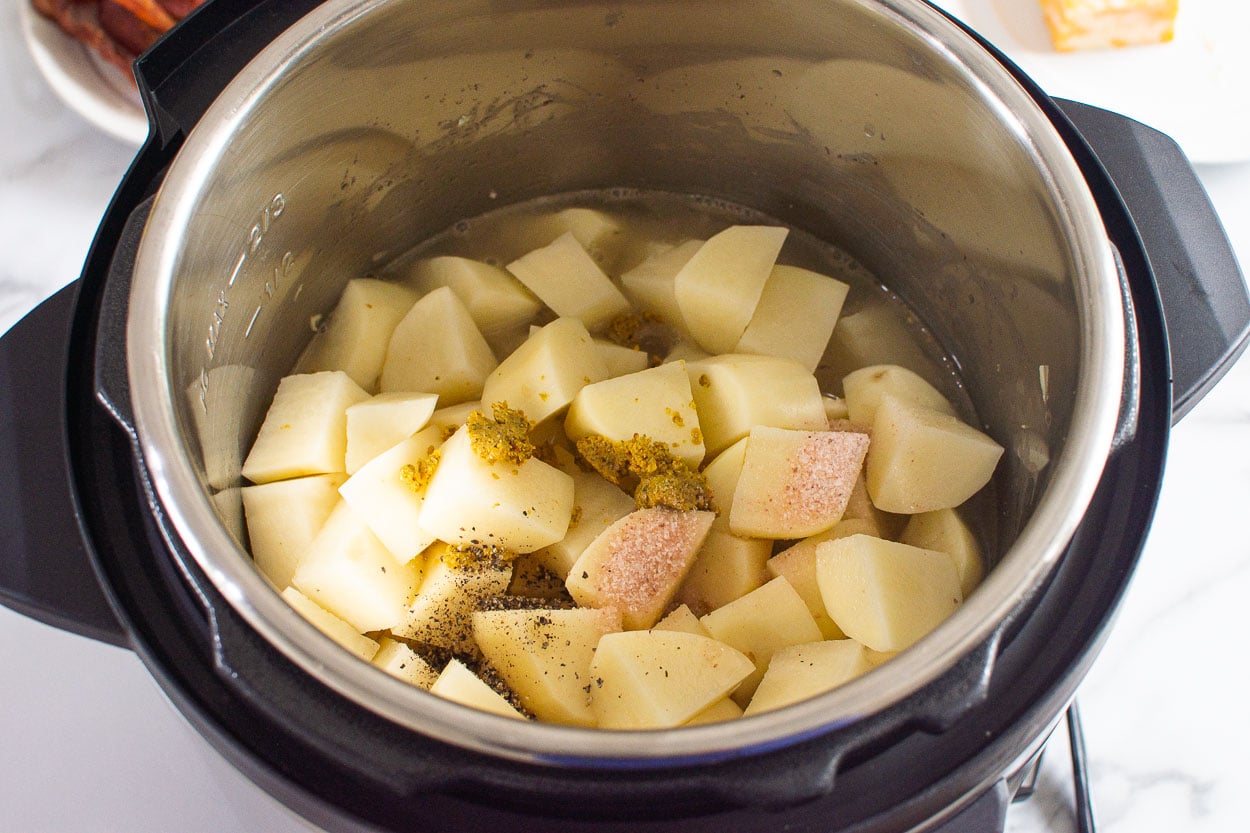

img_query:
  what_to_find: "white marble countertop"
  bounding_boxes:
[1,3,1248,832]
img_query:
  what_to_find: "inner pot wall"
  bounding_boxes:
[127,0,1123,764]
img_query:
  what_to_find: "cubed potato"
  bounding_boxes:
[686,354,827,457]
[337,425,444,564]
[652,603,711,638]
[403,256,542,343]
[534,450,636,579]
[865,395,1003,514]
[730,426,869,539]
[900,508,984,598]
[699,576,823,675]
[734,264,849,372]
[506,552,572,600]
[675,529,771,616]
[701,437,748,533]
[665,340,712,364]
[491,207,628,270]
[821,304,944,384]
[594,339,651,377]
[379,286,498,404]
[417,426,575,554]
[506,232,631,332]
[344,392,438,474]
[743,639,872,716]
[764,518,881,640]
[479,317,611,426]
[241,371,369,484]
[840,473,904,539]
[822,394,850,424]
[430,658,526,720]
[372,636,438,689]
[565,362,705,468]
[842,364,956,426]
[683,697,744,725]
[395,542,513,652]
[428,400,480,435]
[619,239,704,336]
[291,502,424,633]
[815,534,962,652]
[294,278,420,392]
[673,225,788,353]
[242,473,346,589]
[566,508,715,630]
[281,587,380,661]
[473,607,622,726]
[589,630,755,729]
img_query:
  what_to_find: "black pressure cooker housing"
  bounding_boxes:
[2,1,1248,831]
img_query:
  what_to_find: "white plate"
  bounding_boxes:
[20,1,148,146]
[929,0,1250,164]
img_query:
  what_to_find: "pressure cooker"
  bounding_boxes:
[2,1,1248,831]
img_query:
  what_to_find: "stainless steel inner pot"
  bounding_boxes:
[126,0,1124,764]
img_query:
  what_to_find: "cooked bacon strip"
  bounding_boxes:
[31,0,207,87]
[31,0,137,77]
[108,0,175,31]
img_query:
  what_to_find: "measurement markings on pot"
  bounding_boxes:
[198,194,291,414]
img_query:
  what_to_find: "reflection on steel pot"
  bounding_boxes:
[0,0,1246,831]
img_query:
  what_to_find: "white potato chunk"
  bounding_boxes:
[242,371,370,484]
[684,697,744,725]
[533,449,636,579]
[730,426,869,539]
[566,508,715,630]
[815,533,962,652]
[479,317,610,426]
[822,394,849,423]
[403,256,541,343]
[506,232,631,331]
[344,392,438,474]
[281,587,380,661]
[842,364,956,426]
[900,508,984,598]
[294,278,419,392]
[822,304,943,384]
[652,603,711,638]
[695,441,745,540]
[699,576,823,681]
[673,225,789,353]
[675,529,771,616]
[686,354,827,457]
[337,425,444,564]
[594,339,650,377]
[735,264,849,372]
[430,658,526,719]
[291,502,424,633]
[565,362,705,468]
[242,473,347,589]
[372,636,438,689]
[428,400,480,434]
[743,639,871,716]
[394,543,513,652]
[417,426,575,554]
[491,207,628,270]
[865,394,1003,514]
[619,239,704,336]
[765,518,880,639]
[589,630,755,729]
[473,607,622,726]
[379,286,498,403]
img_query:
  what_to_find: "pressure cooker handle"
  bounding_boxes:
[136,0,325,147]
[0,285,128,647]
[1055,100,1250,424]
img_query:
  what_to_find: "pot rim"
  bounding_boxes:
[126,0,1125,765]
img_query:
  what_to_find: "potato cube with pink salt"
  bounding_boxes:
[566,508,715,630]
[729,426,869,539]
